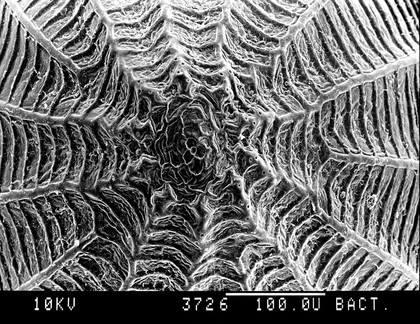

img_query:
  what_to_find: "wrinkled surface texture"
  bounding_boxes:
[0,0,418,291]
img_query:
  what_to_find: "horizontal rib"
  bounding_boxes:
[329,151,419,170]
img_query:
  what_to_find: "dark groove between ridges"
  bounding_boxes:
[48,0,88,42]
[274,0,420,108]
[357,85,375,154]
[377,0,415,52]
[0,0,146,128]
[358,0,400,60]
[186,170,281,291]
[210,160,315,290]
[60,14,97,55]
[30,0,57,21]
[0,5,13,77]
[321,7,361,73]
[404,65,420,154]
[301,28,336,85]
[17,232,97,291]
[122,199,202,291]
[243,89,419,290]
[23,0,110,71]
[345,1,390,65]
[9,180,150,290]
[392,0,419,42]
[4,0,80,72]
[22,0,42,13]
[0,19,20,94]
[37,0,77,32]
[372,1,410,54]
[332,2,379,70]
[319,64,419,163]
[318,158,418,270]
[0,109,152,198]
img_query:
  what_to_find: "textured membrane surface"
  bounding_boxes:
[0,0,418,291]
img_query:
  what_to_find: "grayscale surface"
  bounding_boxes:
[0,0,418,291]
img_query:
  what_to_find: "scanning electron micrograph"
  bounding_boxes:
[0,0,418,292]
